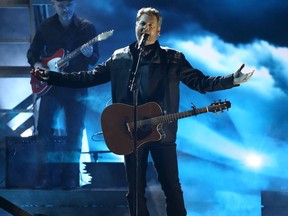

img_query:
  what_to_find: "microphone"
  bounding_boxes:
[137,33,149,50]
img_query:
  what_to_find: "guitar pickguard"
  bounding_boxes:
[47,57,61,72]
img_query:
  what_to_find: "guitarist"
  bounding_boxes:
[27,0,99,190]
[31,7,254,216]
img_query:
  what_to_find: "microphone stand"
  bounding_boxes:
[128,38,146,216]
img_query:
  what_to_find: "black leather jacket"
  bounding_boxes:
[47,41,237,142]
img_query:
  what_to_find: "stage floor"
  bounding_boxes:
[0,187,167,216]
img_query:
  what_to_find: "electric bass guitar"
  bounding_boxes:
[101,100,231,155]
[30,30,114,97]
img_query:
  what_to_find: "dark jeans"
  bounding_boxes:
[124,142,187,216]
[36,87,86,184]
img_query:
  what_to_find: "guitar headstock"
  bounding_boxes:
[209,100,231,113]
[97,30,114,41]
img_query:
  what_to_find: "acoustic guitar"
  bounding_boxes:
[101,100,231,155]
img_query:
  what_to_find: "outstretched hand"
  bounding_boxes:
[233,64,254,85]
[30,68,49,81]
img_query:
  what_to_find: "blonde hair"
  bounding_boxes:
[136,7,162,28]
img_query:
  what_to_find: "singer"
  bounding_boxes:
[31,7,254,216]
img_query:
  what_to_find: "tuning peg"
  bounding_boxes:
[224,99,230,111]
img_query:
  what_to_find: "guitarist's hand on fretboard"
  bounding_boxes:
[80,44,93,57]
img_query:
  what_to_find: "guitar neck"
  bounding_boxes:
[57,37,98,68]
[140,106,210,127]
[56,30,113,69]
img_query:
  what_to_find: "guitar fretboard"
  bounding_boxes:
[126,101,230,132]
[139,107,209,127]
[57,30,114,68]
[57,37,99,68]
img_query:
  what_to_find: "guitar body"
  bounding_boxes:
[101,100,231,155]
[41,48,66,71]
[101,102,165,155]
[30,48,66,96]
